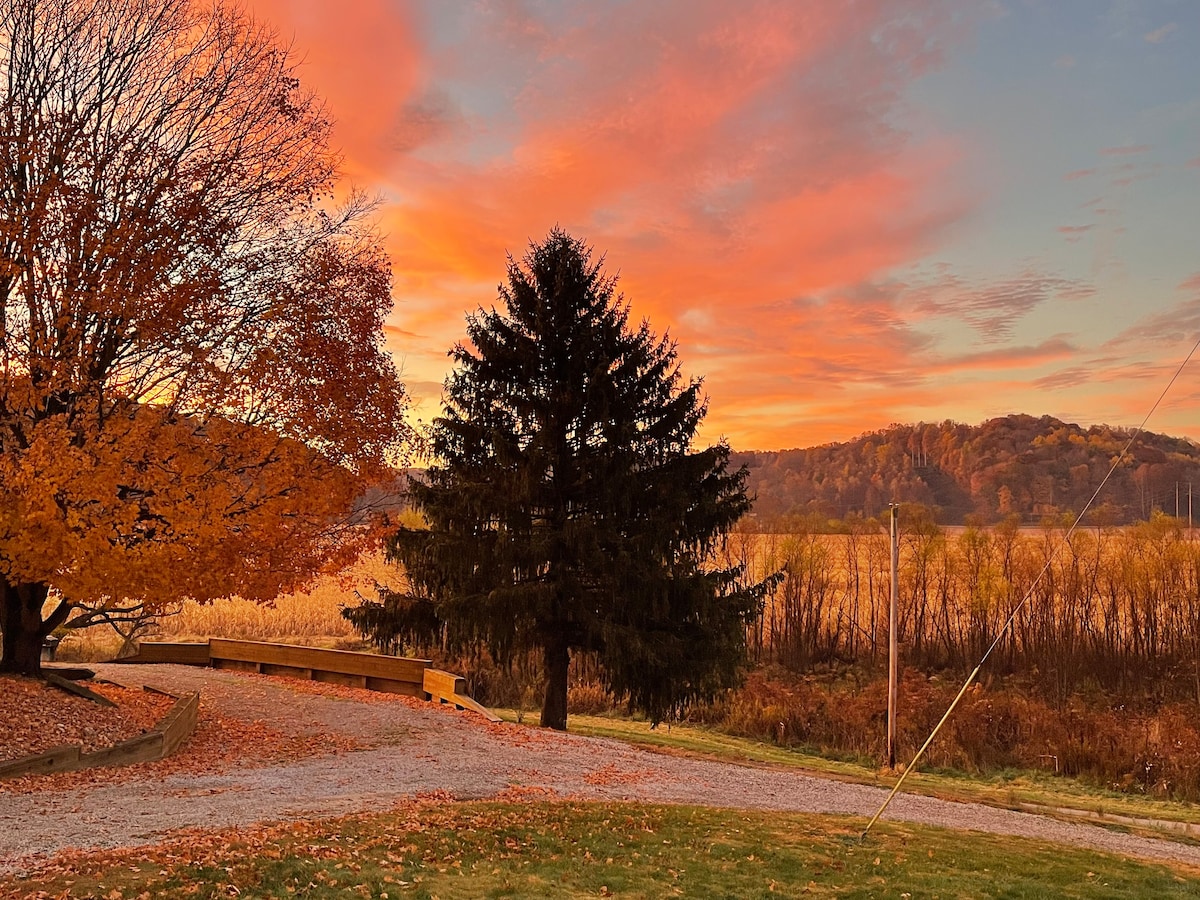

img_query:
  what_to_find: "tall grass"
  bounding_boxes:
[55,512,1200,801]
[56,553,402,661]
[159,552,402,643]
[727,513,1200,704]
[696,669,1200,800]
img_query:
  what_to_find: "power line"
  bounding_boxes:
[862,334,1200,839]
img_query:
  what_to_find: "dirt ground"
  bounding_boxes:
[4,663,1200,878]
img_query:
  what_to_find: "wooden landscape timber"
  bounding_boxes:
[423,668,502,722]
[0,689,199,781]
[117,642,214,666]
[209,639,430,696]
[116,639,498,720]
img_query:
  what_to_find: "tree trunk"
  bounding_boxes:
[0,577,52,677]
[540,635,570,730]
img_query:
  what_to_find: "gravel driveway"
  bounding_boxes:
[3,663,1200,876]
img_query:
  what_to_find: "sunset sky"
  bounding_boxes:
[250,0,1200,451]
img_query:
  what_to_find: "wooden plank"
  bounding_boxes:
[365,676,424,697]
[311,670,367,689]
[80,733,163,769]
[209,639,429,684]
[157,691,200,756]
[451,693,503,724]
[114,638,493,728]
[260,663,313,680]
[116,642,211,666]
[421,668,500,722]
[212,658,259,673]
[41,664,96,681]
[0,687,196,782]
[423,669,467,700]
[44,672,117,707]
[0,745,80,780]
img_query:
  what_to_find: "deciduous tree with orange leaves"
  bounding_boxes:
[0,0,411,675]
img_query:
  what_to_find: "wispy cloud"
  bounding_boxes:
[931,338,1077,373]
[1032,357,1132,391]
[1102,275,1200,347]
[1100,144,1153,156]
[1058,224,1094,243]
[1109,301,1200,348]
[1143,23,1177,43]
[907,271,1094,342]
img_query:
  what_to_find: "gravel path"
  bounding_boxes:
[3,663,1200,875]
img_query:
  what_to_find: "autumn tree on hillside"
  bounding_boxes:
[346,230,769,730]
[735,416,1200,524]
[0,0,411,675]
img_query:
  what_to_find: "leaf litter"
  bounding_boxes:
[0,676,173,762]
[8,661,1200,886]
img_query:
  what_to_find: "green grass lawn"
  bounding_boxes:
[14,801,1199,899]
[499,710,1200,837]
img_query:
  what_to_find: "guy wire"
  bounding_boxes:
[861,333,1200,840]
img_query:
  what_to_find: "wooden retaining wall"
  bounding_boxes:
[0,689,200,781]
[118,639,499,721]
[122,642,213,666]
[209,639,431,697]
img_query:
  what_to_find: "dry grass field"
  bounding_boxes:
[47,518,1200,801]
[56,552,403,662]
[725,518,1200,680]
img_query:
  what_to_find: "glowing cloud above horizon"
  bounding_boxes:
[248,0,1200,451]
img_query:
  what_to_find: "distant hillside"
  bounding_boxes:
[733,415,1200,525]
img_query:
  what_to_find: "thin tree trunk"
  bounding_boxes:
[0,577,52,677]
[540,634,570,731]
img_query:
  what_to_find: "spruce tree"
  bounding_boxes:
[351,229,768,729]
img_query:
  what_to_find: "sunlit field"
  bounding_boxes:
[704,516,1200,801]
[56,553,403,661]
[161,553,401,643]
[54,515,1200,802]
[722,517,1200,687]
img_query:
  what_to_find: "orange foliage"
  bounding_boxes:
[0,0,411,673]
[738,414,1200,523]
[0,406,367,605]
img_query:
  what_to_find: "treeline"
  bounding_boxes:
[723,512,1200,705]
[734,414,1200,524]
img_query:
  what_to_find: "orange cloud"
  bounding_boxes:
[256,1,1132,450]
[249,0,422,183]
[386,2,977,446]
[930,339,1078,373]
[1143,23,1177,44]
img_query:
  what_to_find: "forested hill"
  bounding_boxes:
[733,415,1200,524]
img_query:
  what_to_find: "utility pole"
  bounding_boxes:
[887,502,899,769]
